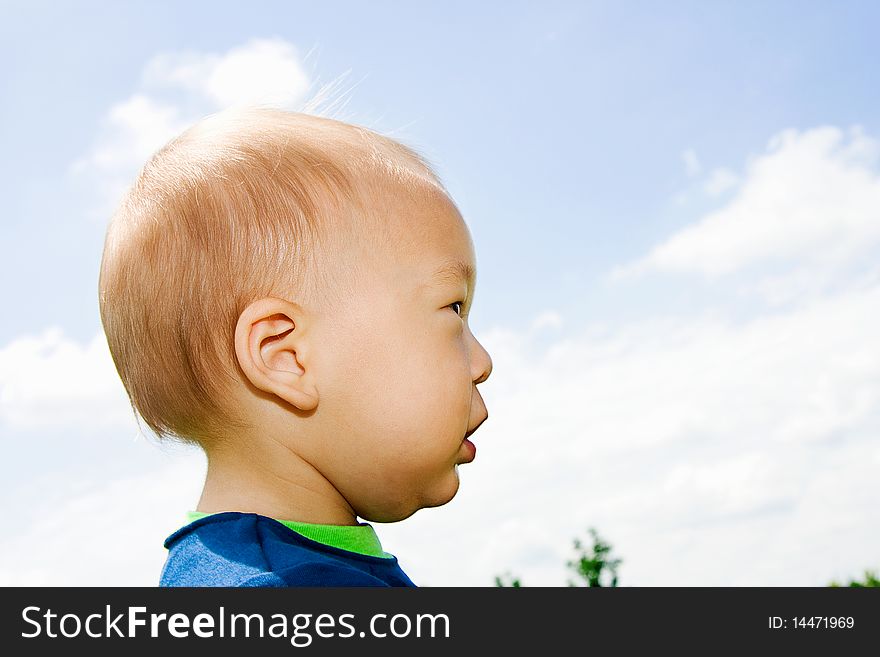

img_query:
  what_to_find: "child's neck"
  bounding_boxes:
[196,439,359,526]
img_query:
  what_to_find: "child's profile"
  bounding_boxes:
[97,106,493,586]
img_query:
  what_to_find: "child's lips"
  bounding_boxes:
[461,437,476,462]
[460,412,486,462]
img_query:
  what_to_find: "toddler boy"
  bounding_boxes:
[98,106,492,586]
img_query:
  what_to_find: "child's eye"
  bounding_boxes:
[449,301,464,316]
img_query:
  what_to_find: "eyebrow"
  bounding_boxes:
[429,260,477,288]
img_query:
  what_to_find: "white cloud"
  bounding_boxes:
[141,38,311,109]
[0,326,133,430]
[682,148,702,177]
[0,452,205,586]
[379,279,880,585]
[70,94,187,177]
[615,125,880,281]
[529,310,564,332]
[70,37,315,221]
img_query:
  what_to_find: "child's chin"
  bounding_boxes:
[422,471,461,509]
[360,476,461,522]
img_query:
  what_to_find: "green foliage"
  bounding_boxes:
[493,571,522,587]
[495,525,876,588]
[493,526,622,587]
[566,527,621,587]
[828,569,880,587]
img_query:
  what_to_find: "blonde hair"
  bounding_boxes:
[98,106,445,448]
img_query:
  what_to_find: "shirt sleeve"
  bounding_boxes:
[238,562,393,587]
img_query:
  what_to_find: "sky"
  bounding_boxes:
[1,0,879,586]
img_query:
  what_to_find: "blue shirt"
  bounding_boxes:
[160,512,417,587]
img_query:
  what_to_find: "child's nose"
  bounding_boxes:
[472,339,492,385]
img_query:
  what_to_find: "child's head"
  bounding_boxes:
[99,106,492,522]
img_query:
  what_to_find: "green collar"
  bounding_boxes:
[186,511,395,559]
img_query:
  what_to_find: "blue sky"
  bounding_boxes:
[1,1,879,586]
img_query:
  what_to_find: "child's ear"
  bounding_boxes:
[234,297,319,412]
